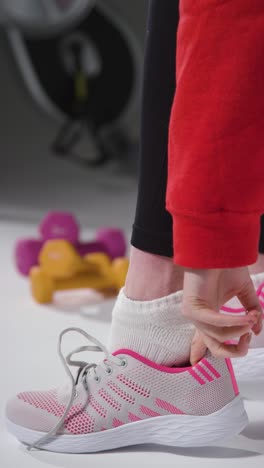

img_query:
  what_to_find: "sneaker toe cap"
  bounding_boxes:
[6,394,59,432]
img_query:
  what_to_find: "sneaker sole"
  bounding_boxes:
[232,348,264,381]
[6,396,248,453]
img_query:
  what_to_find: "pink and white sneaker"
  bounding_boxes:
[6,328,248,453]
[221,273,264,381]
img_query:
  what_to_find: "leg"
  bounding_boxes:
[127,0,183,301]
[109,0,194,366]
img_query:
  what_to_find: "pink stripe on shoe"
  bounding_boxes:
[113,349,190,373]
[107,381,135,404]
[188,368,206,385]
[155,398,184,414]
[256,282,264,296]
[196,364,214,382]
[221,305,245,313]
[202,359,221,378]
[116,374,150,398]
[112,418,124,428]
[128,412,142,422]
[225,359,239,396]
[140,405,161,417]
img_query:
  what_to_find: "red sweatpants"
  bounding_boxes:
[166,0,264,268]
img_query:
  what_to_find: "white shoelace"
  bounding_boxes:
[28,327,126,450]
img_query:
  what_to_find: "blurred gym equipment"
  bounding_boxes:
[0,0,96,36]
[0,0,143,166]
[30,250,129,303]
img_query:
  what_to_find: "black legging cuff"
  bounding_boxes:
[131,224,173,258]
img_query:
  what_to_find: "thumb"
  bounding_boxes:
[237,279,263,335]
[190,330,207,366]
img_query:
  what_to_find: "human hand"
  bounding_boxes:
[182,267,263,365]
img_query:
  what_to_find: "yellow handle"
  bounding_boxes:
[75,71,88,101]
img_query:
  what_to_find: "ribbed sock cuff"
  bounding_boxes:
[109,288,194,366]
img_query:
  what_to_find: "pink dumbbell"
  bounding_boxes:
[39,212,79,243]
[15,212,126,276]
[15,212,79,276]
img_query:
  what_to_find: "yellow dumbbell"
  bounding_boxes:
[39,240,111,279]
[30,257,129,304]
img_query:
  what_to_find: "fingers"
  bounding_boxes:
[247,310,263,335]
[183,267,262,363]
[190,330,252,364]
[201,332,252,359]
[196,323,254,343]
[190,329,252,365]
[183,304,257,328]
[236,279,263,335]
[190,330,207,365]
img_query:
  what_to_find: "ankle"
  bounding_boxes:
[125,247,184,300]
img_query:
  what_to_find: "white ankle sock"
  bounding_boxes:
[109,288,195,367]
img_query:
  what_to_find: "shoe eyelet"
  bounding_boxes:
[94,375,101,383]
[106,366,113,375]
[120,358,127,368]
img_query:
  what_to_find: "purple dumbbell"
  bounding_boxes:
[15,212,79,276]
[15,212,126,275]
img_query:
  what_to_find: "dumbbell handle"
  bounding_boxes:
[54,273,115,292]
[75,240,108,257]
[31,268,116,304]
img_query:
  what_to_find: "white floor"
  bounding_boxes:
[0,219,264,468]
